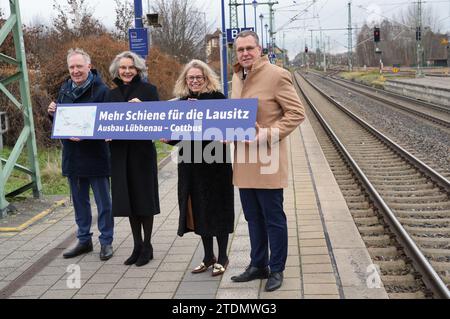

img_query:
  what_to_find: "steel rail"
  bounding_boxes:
[328,74,450,114]
[294,71,450,299]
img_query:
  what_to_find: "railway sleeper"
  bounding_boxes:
[389,202,450,210]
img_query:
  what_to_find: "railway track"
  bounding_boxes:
[293,71,450,299]
[303,71,450,181]
[309,72,450,129]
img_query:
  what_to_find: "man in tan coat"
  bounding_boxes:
[230,31,305,291]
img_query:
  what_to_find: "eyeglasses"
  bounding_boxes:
[186,76,205,82]
[237,46,257,54]
[119,65,136,71]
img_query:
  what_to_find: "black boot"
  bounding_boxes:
[124,244,142,265]
[135,216,154,267]
[135,243,153,267]
[125,216,143,265]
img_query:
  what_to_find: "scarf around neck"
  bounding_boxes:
[69,71,94,100]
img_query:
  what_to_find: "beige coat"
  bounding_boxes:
[231,56,305,189]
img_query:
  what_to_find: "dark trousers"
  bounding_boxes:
[239,188,287,273]
[68,176,114,246]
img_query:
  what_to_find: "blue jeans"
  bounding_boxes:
[239,189,287,273]
[68,176,113,246]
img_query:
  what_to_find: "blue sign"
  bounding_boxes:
[51,99,258,141]
[226,27,255,43]
[129,28,149,57]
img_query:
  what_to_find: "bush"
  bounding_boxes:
[2,32,183,148]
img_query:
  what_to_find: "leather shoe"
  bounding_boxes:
[63,242,93,259]
[231,265,269,282]
[265,272,283,292]
[192,257,216,274]
[100,244,113,261]
[212,259,229,277]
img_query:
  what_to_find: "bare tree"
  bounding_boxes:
[114,0,134,41]
[52,0,105,39]
[355,3,447,67]
[151,0,209,63]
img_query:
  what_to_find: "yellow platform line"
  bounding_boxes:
[0,199,69,233]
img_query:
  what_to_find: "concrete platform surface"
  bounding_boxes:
[0,117,387,299]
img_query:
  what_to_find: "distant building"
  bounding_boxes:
[273,45,287,68]
[206,29,221,63]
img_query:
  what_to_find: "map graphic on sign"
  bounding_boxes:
[53,106,97,137]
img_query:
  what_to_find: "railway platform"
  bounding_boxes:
[385,76,450,106]
[0,117,388,300]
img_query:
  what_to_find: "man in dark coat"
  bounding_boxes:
[48,48,114,261]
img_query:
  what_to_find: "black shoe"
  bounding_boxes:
[135,244,153,267]
[231,265,269,282]
[63,242,93,259]
[265,272,283,292]
[100,244,113,261]
[124,246,142,265]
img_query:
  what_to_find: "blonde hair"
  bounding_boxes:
[173,59,221,98]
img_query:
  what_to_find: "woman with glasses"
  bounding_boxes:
[105,51,160,267]
[170,59,234,276]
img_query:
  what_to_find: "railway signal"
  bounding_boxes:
[374,27,380,42]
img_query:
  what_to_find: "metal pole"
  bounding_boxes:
[243,0,247,28]
[265,24,269,50]
[0,0,42,217]
[221,0,229,96]
[269,3,274,54]
[253,1,258,33]
[323,37,327,72]
[260,14,264,49]
[348,1,353,72]
[416,0,424,78]
[134,0,143,28]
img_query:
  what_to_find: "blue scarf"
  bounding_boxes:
[69,71,94,100]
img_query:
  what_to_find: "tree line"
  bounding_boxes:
[292,4,449,68]
[0,0,218,148]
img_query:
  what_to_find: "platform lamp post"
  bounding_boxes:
[259,14,264,49]
[265,23,269,50]
[252,1,258,33]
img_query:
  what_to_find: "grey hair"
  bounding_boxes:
[67,48,91,65]
[234,30,260,47]
[109,51,148,79]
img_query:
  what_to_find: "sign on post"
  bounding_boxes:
[129,28,149,57]
[226,27,255,44]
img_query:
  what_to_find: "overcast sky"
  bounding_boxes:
[1,0,450,58]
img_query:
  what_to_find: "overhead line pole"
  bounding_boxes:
[0,0,42,217]
[348,1,353,72]
[416,0,425,78]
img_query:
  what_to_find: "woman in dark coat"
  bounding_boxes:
[105,51,160,267]
[169,59,234,276]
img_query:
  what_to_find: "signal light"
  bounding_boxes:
[416,27,421,41]
[374,27,380,42]
[305,46,308,53]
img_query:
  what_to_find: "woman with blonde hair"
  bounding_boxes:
[170,59,234,276]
